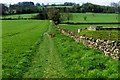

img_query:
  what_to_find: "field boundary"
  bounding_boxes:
[55,26,120,60]
[60,22,120,25]
[1,18,39,20]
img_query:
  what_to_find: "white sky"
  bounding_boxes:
[0,0,120,6]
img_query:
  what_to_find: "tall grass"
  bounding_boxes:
[50,26,119,78]
[2,20,49,78]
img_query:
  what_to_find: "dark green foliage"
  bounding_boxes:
[1,2,119,16]
[0,4,8,15]
[33,13,48,20]
[47,8,61,24]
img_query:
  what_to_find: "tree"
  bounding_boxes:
[61,13,73,22]
[0,4,2,16]
[111,2,118,8]
[64,2,76,6]
[9,2,39,14]
[83,16,87,20]
[36,3,41,6]
[47,8,61,24]
[33,13,48,20]
[0,4,8,15]
[17,2,34,7]
[66,13,73,22]
[110,2,120,13]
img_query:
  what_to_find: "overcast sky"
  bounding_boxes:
[0,0,120,6]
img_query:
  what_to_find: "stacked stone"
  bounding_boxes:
[56,26,120,60]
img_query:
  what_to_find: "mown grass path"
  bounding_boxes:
[23,21,66,78]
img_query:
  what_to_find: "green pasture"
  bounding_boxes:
[62,13,118,23]
[2,20,119,78]
[80,30,120,41]
[54,33,119,78]
[59,24,118,32]
[50,26,119,78]
[2,20,49,77]
[23,22,119,78]
[2,13,38,18]
[59,24,120,41]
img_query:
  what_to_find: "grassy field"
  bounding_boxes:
[49,25,119,78]
[54,35,119,78]
[2,20,119,78]
[1,13,38,19]
[62,13,118,23]
[59,24,120,41]
[80,30,120,41]
[0,20,2,78]
[2,20,49,77]
[59,24,119,32]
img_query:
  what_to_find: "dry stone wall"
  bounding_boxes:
[56,26,120,60]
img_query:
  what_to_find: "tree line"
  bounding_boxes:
[1,1,120,24]
[1,1,120,16]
